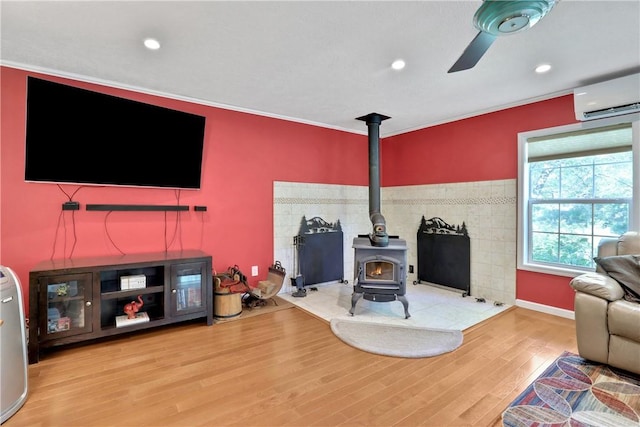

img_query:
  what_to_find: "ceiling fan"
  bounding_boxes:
[448,0,558,73]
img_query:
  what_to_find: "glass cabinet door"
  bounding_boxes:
[39,273,93,341]
[170,262,206,316]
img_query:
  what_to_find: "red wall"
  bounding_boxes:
[517,270,576,310]
[2,65,581,313]
[381,96,579,310]
[382,97,576,185]
[0,67,368,308]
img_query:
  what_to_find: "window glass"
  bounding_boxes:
[530,164,560,199]
[520,120,636,273]
[594,160,633,198]
[560,165,593,198]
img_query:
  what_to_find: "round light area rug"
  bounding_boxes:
[330,318,463,358]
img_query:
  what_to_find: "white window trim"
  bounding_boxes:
[517,114,640,278]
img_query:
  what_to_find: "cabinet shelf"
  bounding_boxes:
[29,250,213,364]
[46,295,85,303]
[101,285,164,300]
[102,306,165,331]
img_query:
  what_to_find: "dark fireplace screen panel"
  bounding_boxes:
[295,216,344,286]
[417,216,470,296]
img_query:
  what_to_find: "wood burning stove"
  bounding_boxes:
[351,236,409,318]
[349,113,410,319]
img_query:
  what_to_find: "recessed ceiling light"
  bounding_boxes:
[143,38,161,50]
[535,63,551,73]
[391,59,406,71]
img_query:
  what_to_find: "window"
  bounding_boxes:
[518,117,639,276]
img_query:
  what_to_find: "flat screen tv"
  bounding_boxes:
[24,77,206,190]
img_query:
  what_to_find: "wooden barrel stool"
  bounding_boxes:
[214,276,242,319]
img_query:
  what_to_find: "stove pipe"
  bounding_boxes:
[356,112,390,247]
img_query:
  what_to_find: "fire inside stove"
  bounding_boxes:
[365,260,394,282]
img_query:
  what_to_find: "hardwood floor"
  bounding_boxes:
[7,305,577,427]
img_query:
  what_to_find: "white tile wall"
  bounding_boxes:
[273,179,517,304]
[273,181,370,293]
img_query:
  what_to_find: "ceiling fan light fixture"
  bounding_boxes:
[448,0,558,73]
[498,15,531,33]
[474,0,557,36]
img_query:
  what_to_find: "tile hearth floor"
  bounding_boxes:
[278,281,511,331]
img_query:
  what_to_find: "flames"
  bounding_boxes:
[367,262,391,279]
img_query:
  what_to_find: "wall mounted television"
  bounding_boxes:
[24,77,206,190]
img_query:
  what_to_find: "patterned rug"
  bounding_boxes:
[502,351,640,426]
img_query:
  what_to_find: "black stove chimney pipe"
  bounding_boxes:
[356,112,390,247]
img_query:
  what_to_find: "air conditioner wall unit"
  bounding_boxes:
[573,73,640,121]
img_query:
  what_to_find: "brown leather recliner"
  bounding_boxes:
[569,231,640,375]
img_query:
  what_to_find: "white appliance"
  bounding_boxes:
[574,73,640,121]
[0,266,29,424]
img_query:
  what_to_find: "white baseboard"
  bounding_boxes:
[515,299,575,320]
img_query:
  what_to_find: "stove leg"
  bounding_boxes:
[349,292,363,316]
[398,295,410,319]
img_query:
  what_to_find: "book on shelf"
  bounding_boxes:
[120,274,147,290]
[176,287,202,310]
[188,287,201,307]
[115,311,150,328]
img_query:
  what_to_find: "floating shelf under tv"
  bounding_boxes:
[86,204,190,212]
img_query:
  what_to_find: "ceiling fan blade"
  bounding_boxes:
[448,31,497,73]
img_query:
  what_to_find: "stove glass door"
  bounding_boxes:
[364,260,395,282]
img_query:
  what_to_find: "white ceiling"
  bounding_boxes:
[2,1,639,137]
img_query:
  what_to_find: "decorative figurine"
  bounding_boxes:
[56,283,68,296]
[123,295,144,319]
